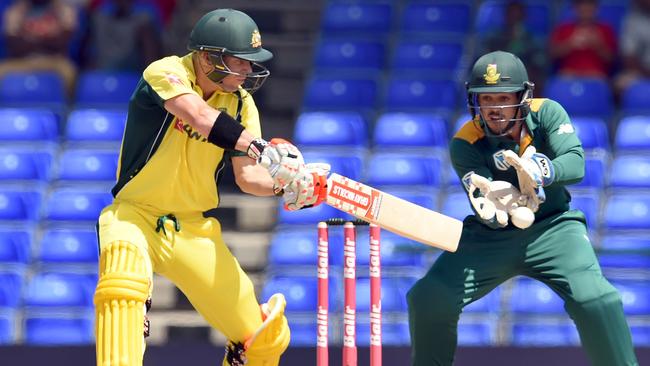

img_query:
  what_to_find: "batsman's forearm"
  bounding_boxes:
[551,149,584,185]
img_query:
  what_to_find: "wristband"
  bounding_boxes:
[207,112,245,150]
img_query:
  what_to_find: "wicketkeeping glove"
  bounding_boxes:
[468,173,525,229]
[502,146,555,212]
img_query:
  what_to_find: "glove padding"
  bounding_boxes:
[253,138,305,189]
[468,173,526,228]
[282,163,330,211]
[502,146,555,212]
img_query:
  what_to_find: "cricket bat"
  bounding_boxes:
[326,173,462,252]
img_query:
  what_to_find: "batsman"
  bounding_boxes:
[93,9,328,366]
[407,51,638,365]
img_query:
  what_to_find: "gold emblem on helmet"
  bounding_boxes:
[251,30,262,48]
[484,64,500,84]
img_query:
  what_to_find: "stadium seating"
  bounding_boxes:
[355,229,426,267]
[441,189,473,221]
[400,1,472,36]
[303,77,378,110]
[571,117,609,152]
[599,233,650,252]
[314,38,386,72]
[475,0,551,36]
[23,272,95,308]
[301,150,364,181]
[609,155,650,188]
[615,116,650,151]
[276,201,345,226]
[23,312,94,345]
[65,109,127,143]
[321,2,394,35]
[464,287,502,313]
[569,191,600,229]
[261,275,320,312]
[510,278,565,314]
[37,229,98,264]
[621,79,650,115]
[74,71,140,107]
[545,77,613,118]
[357,321,410,346]
[0,148,53,183]
[457,318,498,346]
[557,2,628,35]
[0,189,43,222]
[0,269,24,308]
[603,193,650,230]
[355,277,408,313]
[43,188,113,222]
[611,281,650,315]
[511,321,580,346]
[373,112,449,149]
[0,309,15,344]
[383,77,459,113]
[572,157,606,189]
[0,228,32,265]
[366,152,443,187]
[390,39,464,75]
[56,149,118,182]
[0,72,66,107]
[0,108,59,143]
[294,111,368,148]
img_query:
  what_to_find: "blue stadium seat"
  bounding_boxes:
[464,287,502,313]
[598,253,650,270]
[24,312,94,345]
[573,157,606,188]
[609,155,650,188]
[391,39,463,74]
[441,190,472,221]
[0,269,24,307]
[57,149,118,182]
[632,325,650,346]
[303,77,378,110]
[384,78,458,112]
[321,2,393,35]
[38,229,98,264]
[294,112,368,148]
[0,189,42,221]
[621,80,650,114]
[603,193,650,230]
[75,71,139,107]
[267,228,331,267]
[261,276,319,312]
[314,38,386,72]
[510,278,564,314]
[615,116,650,151]
[545,77,613,117]
[357,321,410,346]
[571,117,609,151]
[457,320,497,346]
[65,109,127,142]
[0,228,32,264]
[366,152,443,187]
[570,192,600,229]
[355,277,406,313]
[24,272,95,307]
[400,1,471,35]
[0,149,53,182]
[302,151,364,181]
[43,188,112,222]
[611,281,650,315]
[0,108,58,142]
[600,233,650,252]
[285,319,317,346]
[511,321,580,346]
[0,72,65,106]
[0,309,16,344]
[277,201,344,226]
[476,0,551,36]
[356,229,425,267]
[373,113,449,149]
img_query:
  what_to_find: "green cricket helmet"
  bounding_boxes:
[465,51,534,137]
[188,9,273,93]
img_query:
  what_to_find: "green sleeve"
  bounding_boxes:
[537,99,585,186]
[449,137,492,192]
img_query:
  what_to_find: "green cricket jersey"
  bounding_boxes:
[450,98,586,226]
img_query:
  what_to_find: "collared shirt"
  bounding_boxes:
[112,53,262,215]
[450,98,585,225]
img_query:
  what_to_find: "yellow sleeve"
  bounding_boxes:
[240,93,262,138]
[143,56,198,101]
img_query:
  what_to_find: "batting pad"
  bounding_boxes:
[94,241,151,366]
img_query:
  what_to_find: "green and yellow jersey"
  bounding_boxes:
[111,54,261,215]
[450,98,586,225]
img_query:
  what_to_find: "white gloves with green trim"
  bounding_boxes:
[468,173,535,229]
[502,146,555,212]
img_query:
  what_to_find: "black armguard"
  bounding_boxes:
[207,112,245,150]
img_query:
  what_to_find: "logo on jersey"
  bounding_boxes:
[174,118,208,142]
[484,64,500,84]
[251,30,262,48]
[165,73,184,86]
[461,171,475,191]
[557,123,575,135]
[493,150,510,171]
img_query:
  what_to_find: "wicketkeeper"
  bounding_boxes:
[407,51,638,366]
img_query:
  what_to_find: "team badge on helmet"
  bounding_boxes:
[484,64,500,84]
[251,30,262,48]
